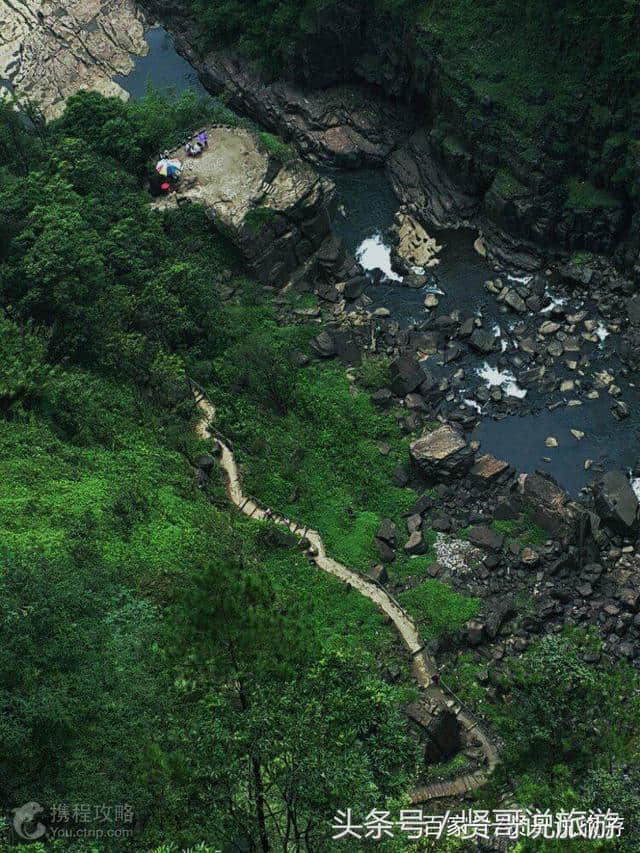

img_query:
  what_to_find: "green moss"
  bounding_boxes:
[399,579,480,640]
[491,512,547,549]
[243,205,279,233]
[570,251,595,266]
[258,130,295,162]
[491,168,528,200]
[356,354,392,390]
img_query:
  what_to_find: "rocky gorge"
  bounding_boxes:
[7,0,639,669]
[140,0,639,278]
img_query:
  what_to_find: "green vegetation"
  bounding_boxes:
[491,512,548,549]
[356,354,392,390]
[565,177,622,212]
[258,129,295,162]
[399,580,479,641]
[0,92,420,851]
[244,204,280,232]
[443,633,640,851]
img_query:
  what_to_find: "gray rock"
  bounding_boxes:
[470,454,510,481]
[370,388,394,409]
[469,328,496,353]
[404,530,428,555]
[377,517,398,545]
[375,538,396,563]
[504,289,527,313]
[468,525,504,552]
[310,330,336,358]
[410,424,474,482]
[593,471,639,532]
[407,513,423,533]
[389,356,426,396]
[520,472,591,546]
[368,564,389,585]
[193,453,216,473]
[466,619,485,645]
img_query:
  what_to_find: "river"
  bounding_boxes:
[117,27,640,496]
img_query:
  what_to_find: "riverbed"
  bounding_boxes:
[118,27,640,496]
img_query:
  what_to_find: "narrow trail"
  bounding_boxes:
[192,385,499,803]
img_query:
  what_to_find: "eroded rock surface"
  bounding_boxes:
[186,51,413,168]
[152,126,335,283]
[0,0,148,118]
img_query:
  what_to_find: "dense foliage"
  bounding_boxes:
[0,93,417,850]
[190,0,640,230]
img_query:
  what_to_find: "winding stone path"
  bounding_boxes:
[193,386,499,803]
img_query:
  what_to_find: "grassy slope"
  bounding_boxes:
[210,297,479,640]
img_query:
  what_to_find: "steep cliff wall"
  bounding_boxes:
[143,0,640,276]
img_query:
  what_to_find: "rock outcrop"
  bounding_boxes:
[593,471,639,533]
[519,472,590,546]
[410,424,474,482]
[0,0,148,119]
[152,126,335,284]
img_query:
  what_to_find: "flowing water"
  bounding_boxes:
[118,29,640,495]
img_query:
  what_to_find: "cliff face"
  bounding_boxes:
[144,0,640,277]
[0,0,148,119]
[152,126,336,284]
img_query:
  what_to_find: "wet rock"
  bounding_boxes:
[424,292,440,309]
[410,424,474,481]
[469,328,496,354]
[391,210,442,270]
[520,472,590,546]
[389,356,426,396]
[593,471,639,532]
[504,289,527,313]
[626,295,640,325]
[343,275,367,300]
[612,400,630,420]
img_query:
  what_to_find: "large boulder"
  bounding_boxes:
[389,356,426,396]
[410,424,474,482]
[468,525,504,552]
[520,472,591,546]
[593,471,639,532]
